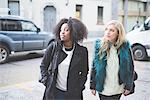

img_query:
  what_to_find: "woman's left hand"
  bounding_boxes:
[123,89,130,96]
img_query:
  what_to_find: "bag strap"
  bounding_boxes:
[51,41,56,59]
[48,40,57,74]
[133,71,138,81]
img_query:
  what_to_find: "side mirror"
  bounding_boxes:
[144,23,149,30]
[37,28,41,32]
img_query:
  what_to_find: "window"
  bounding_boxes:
[0,20,2,31]
[0,20,7,31]
[8,1,20,15]
[0,19,21,31]
[145,21,150,30]
[21,21,37,32]
[76,5,82,20]
[97,6,103,24]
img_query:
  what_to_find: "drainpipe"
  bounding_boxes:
[146,0,150,18]
[124,0,128,33]
[111,0,118,20]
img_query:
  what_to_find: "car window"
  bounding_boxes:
[1,20,8,31]
[21,21,37,32]
[0,20,2,31]
[147,21,150,29]
[144,21,150,31]
[0,19,22,31]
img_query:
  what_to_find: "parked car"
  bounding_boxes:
[126,17,150,61]
[0,15,54,64]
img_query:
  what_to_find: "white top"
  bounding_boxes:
[101,46,124,96]
[56,45,74,91]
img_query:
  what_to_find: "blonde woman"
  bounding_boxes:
[90,20,135,100]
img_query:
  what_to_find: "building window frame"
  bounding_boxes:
[75,5,82,20]
[8,0,20,15]
[97,6,103,24]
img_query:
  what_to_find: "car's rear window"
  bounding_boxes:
[0,19,22,31]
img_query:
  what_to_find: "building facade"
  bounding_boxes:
[0,0,150,37]
[119,0,150,32]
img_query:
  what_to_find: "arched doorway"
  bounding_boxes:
[43,6,56,33]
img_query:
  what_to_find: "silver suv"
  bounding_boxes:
[0,15,54,64]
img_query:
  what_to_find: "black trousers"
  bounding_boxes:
[54,87,83,100]
[54,87,68,100]
[99,94,122,100]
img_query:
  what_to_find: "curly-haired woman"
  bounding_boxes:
[39,17,89,100]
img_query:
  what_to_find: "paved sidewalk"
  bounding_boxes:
[0,77,150,100]
[0,81,44,100]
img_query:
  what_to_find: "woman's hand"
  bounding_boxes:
[91,89,96,96]
[123,89,131,96]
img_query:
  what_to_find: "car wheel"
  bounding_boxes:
[0,45,9,64]
[132,45,147,61]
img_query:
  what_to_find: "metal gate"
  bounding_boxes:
[43,6,56,33]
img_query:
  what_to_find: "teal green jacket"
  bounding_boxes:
[90,39,134,92]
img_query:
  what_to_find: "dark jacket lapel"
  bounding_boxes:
[53,42,67,70]
[69,43,82,70]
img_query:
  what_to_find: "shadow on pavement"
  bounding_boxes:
[135,57,150,62]
[6,52,44,63]
[147,57,150,60]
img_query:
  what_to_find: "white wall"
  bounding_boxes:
[0,0,113,37]
[0,0,9,15]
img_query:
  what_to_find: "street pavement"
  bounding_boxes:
[0,72,149,100]
[0,38,150,100]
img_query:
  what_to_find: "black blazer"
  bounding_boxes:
[40,41,89,100]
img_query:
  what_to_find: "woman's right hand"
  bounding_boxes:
[91,89,96,96]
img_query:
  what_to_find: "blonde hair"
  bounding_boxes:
[99,20,126,58]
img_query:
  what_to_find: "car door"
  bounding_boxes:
[135,20,150,46]
[144,20,150,44]
[20,20,45,51]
